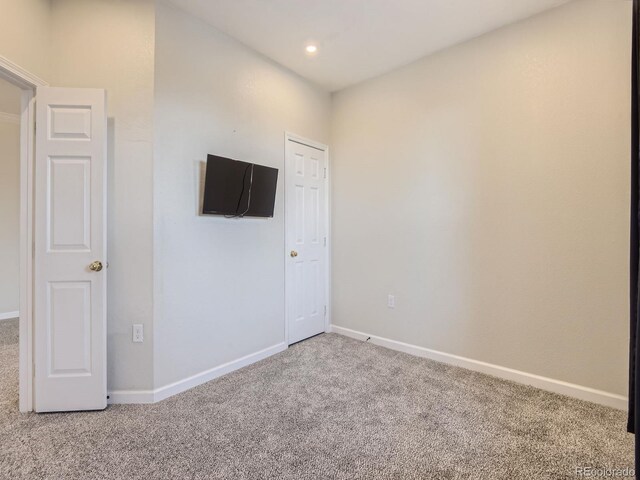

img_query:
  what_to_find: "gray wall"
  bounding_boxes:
[0,0,50,80]
[153,2,331,387]
[330,0,631,396]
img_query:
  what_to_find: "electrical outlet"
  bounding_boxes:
[388,294,395,309]
[132,324,144,343]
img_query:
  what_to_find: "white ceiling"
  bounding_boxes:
[166,0,571,91]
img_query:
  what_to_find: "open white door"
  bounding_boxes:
[285,137,328,345]
[34,87,107,412]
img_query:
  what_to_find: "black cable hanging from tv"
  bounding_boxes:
[225,163,255,218]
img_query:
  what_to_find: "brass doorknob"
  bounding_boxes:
[290,250,298,258]
[89,261,103,272]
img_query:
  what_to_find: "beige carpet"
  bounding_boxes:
[0,318,634,479]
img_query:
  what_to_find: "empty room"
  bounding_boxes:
[0,0,637,478]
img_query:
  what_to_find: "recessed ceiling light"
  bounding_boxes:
[305,45,318,55]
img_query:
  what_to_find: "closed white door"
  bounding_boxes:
[285,138,328,345]
[34,87,107,412]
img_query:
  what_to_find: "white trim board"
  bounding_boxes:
[0,55,48,89]
[0,311,19,321]
[0,55,47,413]
[330,325,627,411]
[108,342,287,404]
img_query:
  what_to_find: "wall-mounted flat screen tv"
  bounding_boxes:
[202,154,278,218]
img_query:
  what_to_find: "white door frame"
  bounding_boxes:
[0,55,48,412]
[283,132,331,345]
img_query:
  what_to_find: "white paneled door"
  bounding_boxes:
[285,137,328,345]
[34,87,107,412]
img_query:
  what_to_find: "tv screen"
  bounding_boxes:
[202,154,278,218]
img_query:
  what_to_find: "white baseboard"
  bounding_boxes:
[108,342,287,405]
[0,311,19,321]
[152,342,287,402]
[107,389,155,404]
[330,325,627,411]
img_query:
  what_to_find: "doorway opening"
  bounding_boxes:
[0,76,22,410]
[284,133,331,346]
[0,56,47,412]
[1,57,108,413]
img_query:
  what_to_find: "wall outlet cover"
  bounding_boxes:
[133,324,144,343]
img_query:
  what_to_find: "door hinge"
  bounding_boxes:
[324,167,327,179]
[323,236,327,247]
[324,305,327,316]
